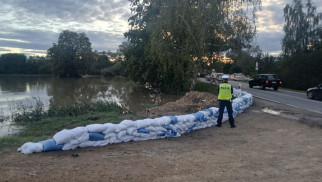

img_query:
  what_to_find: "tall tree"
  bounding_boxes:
[280,0,322,90]
[282,0,322,56]
[47,30,93,77]
[124,0,261,93]
[0,53,27,74]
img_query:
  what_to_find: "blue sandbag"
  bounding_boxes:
[43,139,64,152]
[235,106,242,112]
[171,130,177,136]
[193,112,203,122]
[167,133,175,138]
[158,131,167,136]
[137,128,150,134]
[186,124,196,133]
[162,125,172,130]
[193,112,208,122]
[89,132,105,141]
[169,116,178,125]
[204,109,213,117]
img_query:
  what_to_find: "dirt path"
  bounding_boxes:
[1,98,322,182]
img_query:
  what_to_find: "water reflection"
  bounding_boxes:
[46,76,180,112]
[0,75,181,136]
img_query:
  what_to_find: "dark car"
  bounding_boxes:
[249,74,282,91]
[307,84,322,100]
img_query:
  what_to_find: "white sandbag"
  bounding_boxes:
[108,138,121,144]
[71,133,89,145]
[63,133,89,150]
[53,129,75,145]
[183,114,195,122]
[104,132,117,140]
[115,124,127,133]
[116,130,127,139]
[120,135,134,142]
[135,120,148,128]
[144,118,158,127]
[155,116,171,126]
[62,142,77,150]
[146,126,159,132]
[54,127,87,146]
[86,124,108,133]
[62,132,89,150]
[132,132,143,137]
[233,98,243,104]
[126,127,137,135]
[102,123,118,134]
[18,142,43,154]
[79,140,109,148]
[70,127,87,137]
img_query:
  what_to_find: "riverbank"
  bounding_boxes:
[1,98,322,181]
[0,99,125,148]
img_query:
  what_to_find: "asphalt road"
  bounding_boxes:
[229,80,322,114]
[198,78,322,114]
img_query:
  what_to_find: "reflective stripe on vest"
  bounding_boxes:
[218,83,232,100]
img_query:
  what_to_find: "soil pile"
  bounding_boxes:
[148,91,218,117]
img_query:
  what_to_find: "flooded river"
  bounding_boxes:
[0,75,181,137]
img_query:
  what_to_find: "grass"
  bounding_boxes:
[0,101,124,149]
[193,81,219,95]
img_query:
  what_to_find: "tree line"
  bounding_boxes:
[0,31,123,77]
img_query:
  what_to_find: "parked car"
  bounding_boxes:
[249,74,282,91]
[307,84,322,100]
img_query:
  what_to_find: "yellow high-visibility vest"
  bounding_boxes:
[218,83,232,100]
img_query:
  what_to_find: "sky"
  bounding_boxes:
[0,0,321,57]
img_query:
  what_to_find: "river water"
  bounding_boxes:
[0,75,181,137]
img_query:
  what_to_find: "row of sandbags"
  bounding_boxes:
[18,90,253,154]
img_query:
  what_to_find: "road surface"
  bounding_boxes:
[199,78,322,114]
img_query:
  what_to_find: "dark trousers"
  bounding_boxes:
[217,100,235,127]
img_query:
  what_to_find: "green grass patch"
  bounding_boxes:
[0,101,124,149]
[193,81,218,95]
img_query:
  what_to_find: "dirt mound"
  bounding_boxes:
[147,91,218,117]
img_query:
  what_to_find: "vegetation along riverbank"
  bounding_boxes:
[0,101,123,150]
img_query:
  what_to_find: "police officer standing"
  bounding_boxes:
[217,75,236,128]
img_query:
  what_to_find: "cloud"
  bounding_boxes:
[0,0,321,57]
[256,31,284,55]
[6,0,131,23]
[0,0,132,56]
[86,31,126,51]
[0,47,11,52]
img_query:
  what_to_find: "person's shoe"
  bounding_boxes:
[230,125,236,128]
[216,125,222,127]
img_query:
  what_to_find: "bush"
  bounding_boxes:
[9,98,123,123]
[193,81,218,95]
[101,61,123,77]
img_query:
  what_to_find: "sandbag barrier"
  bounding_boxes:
[18,89,253,154]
